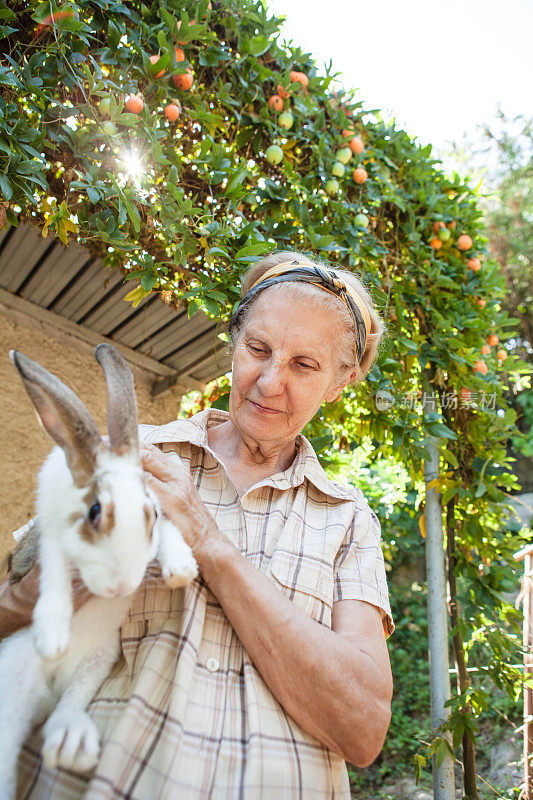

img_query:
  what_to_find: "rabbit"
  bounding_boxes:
[0,344,198,800]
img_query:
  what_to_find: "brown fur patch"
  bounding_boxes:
[67,510,84,527]
[9,519,40,582]
[79,500,115,543]
[112,443,138,458]
[144,503,155,541]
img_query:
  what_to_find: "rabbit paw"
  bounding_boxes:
[42,710,99,774]
[161,548,198,588]
[33,610,71,661]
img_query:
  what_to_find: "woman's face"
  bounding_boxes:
[229,290,350,445]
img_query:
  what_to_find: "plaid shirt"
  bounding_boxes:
[17,409,394,800]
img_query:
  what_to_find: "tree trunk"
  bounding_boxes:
[446,499,480,800]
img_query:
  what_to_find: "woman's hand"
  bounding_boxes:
[141,444,220,559]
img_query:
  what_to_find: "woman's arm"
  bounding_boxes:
[142,445,393,768]
[0,564,92,640]
[0,565,41,638]
[198,537,392,768]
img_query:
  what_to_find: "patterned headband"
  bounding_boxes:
[230,260,371,363]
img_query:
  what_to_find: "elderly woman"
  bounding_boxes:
[1,250,394,799]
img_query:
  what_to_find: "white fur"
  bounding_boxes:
[0,444,198,800]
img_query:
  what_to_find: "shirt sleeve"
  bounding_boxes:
[333,500,395,639]
[138,423,159,442]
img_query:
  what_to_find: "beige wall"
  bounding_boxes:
[0,307,181,573]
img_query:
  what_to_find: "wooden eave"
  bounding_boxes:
[0,224,232,397]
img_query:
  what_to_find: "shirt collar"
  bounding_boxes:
[141,409,356,502]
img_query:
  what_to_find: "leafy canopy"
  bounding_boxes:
[1,0,531,777]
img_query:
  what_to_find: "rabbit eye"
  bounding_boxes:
[88,500,101,527]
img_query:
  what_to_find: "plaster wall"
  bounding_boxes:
[0,306,181,573]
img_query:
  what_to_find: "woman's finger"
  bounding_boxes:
[141,447,182,481]
[142,445,185,468]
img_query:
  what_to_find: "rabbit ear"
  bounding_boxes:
[94,344,138,454]
[10,350,101,487]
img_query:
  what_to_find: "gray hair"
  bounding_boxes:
[228,250,386,386]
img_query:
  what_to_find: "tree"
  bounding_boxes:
[1,1,531,794]
[450,110,533,493]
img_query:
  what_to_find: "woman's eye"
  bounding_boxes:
[297,362,313,369]
[249,345,265,354]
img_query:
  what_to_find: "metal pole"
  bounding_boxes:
[422,387,456,800]
[513,543,533,800]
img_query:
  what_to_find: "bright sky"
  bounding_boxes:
[266,0,532,160]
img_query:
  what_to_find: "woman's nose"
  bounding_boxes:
[257,361,285,395]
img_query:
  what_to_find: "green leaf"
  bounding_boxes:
[0,7,17,21]
[140,274,156,291]
[147,52,169,77]
[235,242,271,260]
[248,35,271,56]
[441,448,458,469]
[426,421,457,440]
[309,434,334,453]
[202,298,219,315]
[125,200,141,233]
[157,29,171,52]
[207,247,230,260]
[187,298,202,318]
[211,392,230,411]
[124,285,147,308]
[199,47,230,67]
[114,113,140,127]
[0,25,17,39]
[167,164,179,185]
[226,164,247,192]
[0,172,12,200]
[435,737,451,767]
[160,8,178,35]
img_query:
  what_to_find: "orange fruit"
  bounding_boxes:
[457,234,473,251]
[487,333,499,347]
[447,220,457,230]
[173,68,194,90]
[473,360,488,375]
[430,237,442,250]
[496,349,507,361]
[460,387,471,401]
[149,54,166,78]
[352,167,368,184]
[467,257,481,271]
[475,297,486,308]
[174,47,185,64]
[277,84,291,99]
[342,129,356,138]
[164,103,180,121]
[125,94,144,113]
[433,221,445,233]
[290,70,309,87]
[480,344,491,355]
[268,94,284,112]
[349,136,364,154]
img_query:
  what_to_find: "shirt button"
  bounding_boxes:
[205,657,220,672]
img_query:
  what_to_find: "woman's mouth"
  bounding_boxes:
[248,399,281,414]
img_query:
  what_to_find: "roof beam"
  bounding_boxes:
[0,287,203,393]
